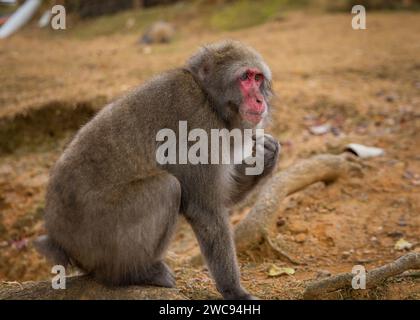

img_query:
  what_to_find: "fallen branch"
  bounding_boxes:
[303,252,420,299]
[191,153,356,265]
[0,275,186,300]
[234,153,355,256]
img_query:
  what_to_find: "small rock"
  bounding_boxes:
[142,46,152,55]
[391,197,408,207]
[359,193,369,202]
[0,241,8,248]
[393,162,406,170]
[316,270,331,279]
[387,231,404,238]
[285,198,298,210]
[318,207,328,214]
[398,217,407,227]
[403,170,414,180]
[355,257,373,264]
[341,250,353,259]
[411,179,420,186]
[0,164,13,177]
[385,118,395,126]
[376,90,385,97]
[277,217,286,227]
[385,93,398,103]
[140,21,175,44]
[331,126,341,136]
[26,173,48,189]
[308,123,331,135]
[287,221,308,234]
[355,125,368,134]
[295,233,307,243]
[125,18,135,29]
[11,239,28,250]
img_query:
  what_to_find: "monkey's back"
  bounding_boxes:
[49,69,205,192]
[43,69,212,270]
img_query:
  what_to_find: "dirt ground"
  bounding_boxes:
[0,10,419,299]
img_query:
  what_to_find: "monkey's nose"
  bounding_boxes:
[256,98,263,104]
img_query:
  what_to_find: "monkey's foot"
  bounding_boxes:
[224,293,258,300]
[221,288,258,300]
[235,294,258,300]
[143,262,176,288]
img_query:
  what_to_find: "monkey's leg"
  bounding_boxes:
[90,174,181,287]
[141,261,176,288]
[185,206,254,300]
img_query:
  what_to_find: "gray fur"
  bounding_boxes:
[37,40,279,299]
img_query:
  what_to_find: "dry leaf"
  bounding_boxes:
[394,238,413,251]
[267,264,295,277]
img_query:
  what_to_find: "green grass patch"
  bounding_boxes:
[209,0,308,31]
[49,0,315,40]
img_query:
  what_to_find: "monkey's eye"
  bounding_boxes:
[240,72,249,81]
[255,73,263,82]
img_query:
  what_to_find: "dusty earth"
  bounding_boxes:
[0,10,419,299]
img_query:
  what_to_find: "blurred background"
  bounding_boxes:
[0,0,419,299]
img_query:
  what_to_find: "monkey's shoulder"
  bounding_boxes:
[115,68,208,124]
[131,68,204,104]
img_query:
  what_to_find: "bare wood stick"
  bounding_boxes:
[303,252,420,299]
[234,153,352,253]
[190,153,353,265]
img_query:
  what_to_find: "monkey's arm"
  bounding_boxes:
[229,134,280,205]
[176,164,255,300]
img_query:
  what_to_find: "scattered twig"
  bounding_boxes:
[303,252,420,299]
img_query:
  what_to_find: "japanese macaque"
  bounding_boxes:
[36,40,280,300]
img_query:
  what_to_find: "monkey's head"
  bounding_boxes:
[186,40,273,128]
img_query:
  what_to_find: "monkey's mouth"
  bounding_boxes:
[243,111,263,124]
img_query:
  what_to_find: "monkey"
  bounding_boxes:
[35,40,280,300]
[140,21,175,44]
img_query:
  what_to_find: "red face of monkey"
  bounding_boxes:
[186,41,273,128]
[238,68,267,125]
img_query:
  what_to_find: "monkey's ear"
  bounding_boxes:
[196,62,211,82]
[262,79,274,100]
[187,46,213,83]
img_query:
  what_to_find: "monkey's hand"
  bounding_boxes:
[254,133,280,176]
[229,134,280,205]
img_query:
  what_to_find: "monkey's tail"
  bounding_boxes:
[33,235,71,268]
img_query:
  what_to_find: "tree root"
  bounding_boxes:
[190,152,356,264]
[264,232,301,265]
[234,153,355,255]
[303,252,420,299]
